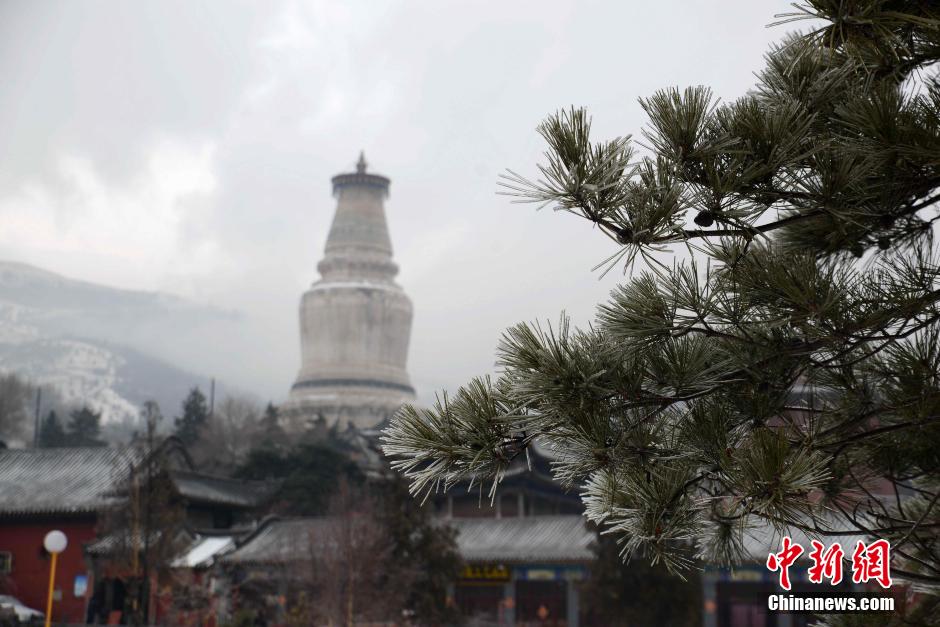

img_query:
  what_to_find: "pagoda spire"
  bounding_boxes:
[319,154,396,281]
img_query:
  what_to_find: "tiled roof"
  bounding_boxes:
[0,446,279,517]
[450,515,594,564]
[169,470,280,508]
[171,535,236,568]
[223,514,595,566]
[221,518,338,565]
[0,447,139,515]
[85,529,172,556]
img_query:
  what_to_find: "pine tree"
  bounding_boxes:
[258,402,286,450]
[67,406,106,447]
[173,387,209,446]
[38,410,66,448]
[384,0,940,595]
[235,441,363,516]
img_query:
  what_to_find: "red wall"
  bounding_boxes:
[0,517,97,624]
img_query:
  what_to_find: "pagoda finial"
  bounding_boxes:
[356,151,367,174]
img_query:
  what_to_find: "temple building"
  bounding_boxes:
[435,442,592,627]
[0,441,278,624]
[269,156,594,625]
[284,154,416,430]
[214,442,595,627]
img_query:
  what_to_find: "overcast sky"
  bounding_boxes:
[0,1,803,405]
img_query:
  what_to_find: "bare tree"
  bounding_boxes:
[327,484,397,626]
[191,394,261,473]
[283,481,406,626]
[0,373,78,447]
[93,402,187,624]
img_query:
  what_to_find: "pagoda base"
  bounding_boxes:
[282,385,415,432]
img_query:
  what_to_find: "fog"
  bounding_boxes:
[0,1,796,404]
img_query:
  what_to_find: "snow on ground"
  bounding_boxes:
[0,334,139,424]
[0,303,42,343]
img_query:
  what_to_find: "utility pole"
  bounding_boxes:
[129,461,140,624]
[140,408,156,625]
[32,387,41,447]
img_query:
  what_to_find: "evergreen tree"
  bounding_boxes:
[38,410,66,448]
[173,387,209,446]
[235,441,363,516]
[66,407,106,447]
[235,439,460,623]
[384,0,940,596]
[258,402,286,450]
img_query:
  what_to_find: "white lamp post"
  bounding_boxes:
[43,530,67,627]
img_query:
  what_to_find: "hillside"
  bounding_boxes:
[0,261,238,425]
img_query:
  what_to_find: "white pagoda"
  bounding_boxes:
[284,154,415,430]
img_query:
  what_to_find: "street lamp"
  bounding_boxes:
[43,530,67,627]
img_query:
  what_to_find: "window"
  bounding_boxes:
[0,552,11,574]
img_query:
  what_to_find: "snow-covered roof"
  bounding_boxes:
[0,446,139,515]
[222,514,595,567]
[85,529,174,556]
[171,535,236,568]
[220,518,339,565]
[0,443,277,517]
[450,515,594,564]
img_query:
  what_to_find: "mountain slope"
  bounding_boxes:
[0,261,237,425]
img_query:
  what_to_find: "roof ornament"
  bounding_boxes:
[356,151,367,174]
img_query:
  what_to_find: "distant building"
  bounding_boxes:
[0,442,277,624]
[212,440,595,627]
[700,525,866,627]
[432,442,591,627]
[284,153,416,431]
[270,153,598,622]
[0,447,132,623]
